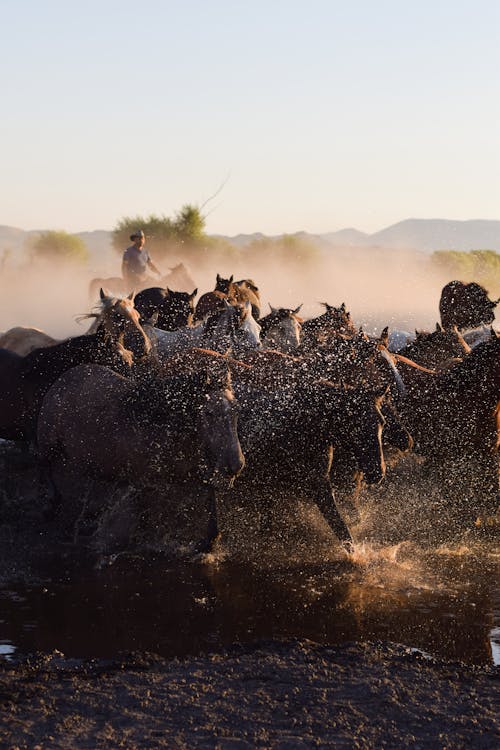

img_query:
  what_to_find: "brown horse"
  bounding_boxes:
[38,364,245,551]
[193,274,235,323]
[0,291,151,442]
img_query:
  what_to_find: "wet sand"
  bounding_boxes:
[1,640,499,749]
[0,440,499,748]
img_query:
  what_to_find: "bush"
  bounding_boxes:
[30,231,89,264]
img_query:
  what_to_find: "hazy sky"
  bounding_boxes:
[2,1,499,235]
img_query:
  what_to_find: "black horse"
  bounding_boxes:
[134,287,197,331]
[0,293,151,442]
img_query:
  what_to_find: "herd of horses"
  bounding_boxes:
[0,274,498,554]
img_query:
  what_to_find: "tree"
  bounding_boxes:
[30,230,89,264]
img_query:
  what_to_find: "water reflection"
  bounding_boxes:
[0,547,498,665]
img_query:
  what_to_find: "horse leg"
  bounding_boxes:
[194,487,220,554]
[314,478,353,548]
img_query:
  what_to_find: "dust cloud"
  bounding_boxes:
[0,244,449,339]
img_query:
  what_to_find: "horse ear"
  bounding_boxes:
[166,287,171,295]
[435,322,443,332]
[189,288,198,300]
[99,287,107,300]
[216,273,221,283]
[269,303,276,312]
[293,304,303,315]
[340,302,346,311]
[490,327,499,338]
[127,290,135,302]
[379,326,389,347]
[229,275,234,283]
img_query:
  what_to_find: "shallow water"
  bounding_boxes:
[0,542,498,666]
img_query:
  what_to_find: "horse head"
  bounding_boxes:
[195,368,245,487]
[161,287,197,329]
[259,305,303,353]
[215,273,234,294]
[97,289,151,362]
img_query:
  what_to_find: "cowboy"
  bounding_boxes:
[121,229,161,290]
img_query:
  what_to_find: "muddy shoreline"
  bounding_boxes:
[1,639,499,749]
[1,440,499,747]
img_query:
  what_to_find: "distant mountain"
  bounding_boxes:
[368,219,500,252]
[1,218,500,261]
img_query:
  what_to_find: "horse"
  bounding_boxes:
[88,263,197,302]
[258,305,303,353]
[300,302,357,351]
[133,287,197,331]
[231,279,261,320]
[0,326,59,355]
[153,301,260,361]
[463,325,499,349]
[37,364,245,552]
[398,331,500,523]
[0,290,151,442]
[232,378,393,549]
[388,323,471,370]
[439,280,499,331]
[193,274,235,323]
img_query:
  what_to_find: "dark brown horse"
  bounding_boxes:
[300,302,357,351]
[396,323,471,370]
[398,331,500,522]
[0,291,151,442]
[38,364,245,552]
[133,287,197,331]
[439,280,499,331]
[231,377,394,549]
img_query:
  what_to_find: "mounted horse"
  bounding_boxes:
[88,263,197,302]
[133,287,197,331]
[37,364,245,552]
[0,290,151,442]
